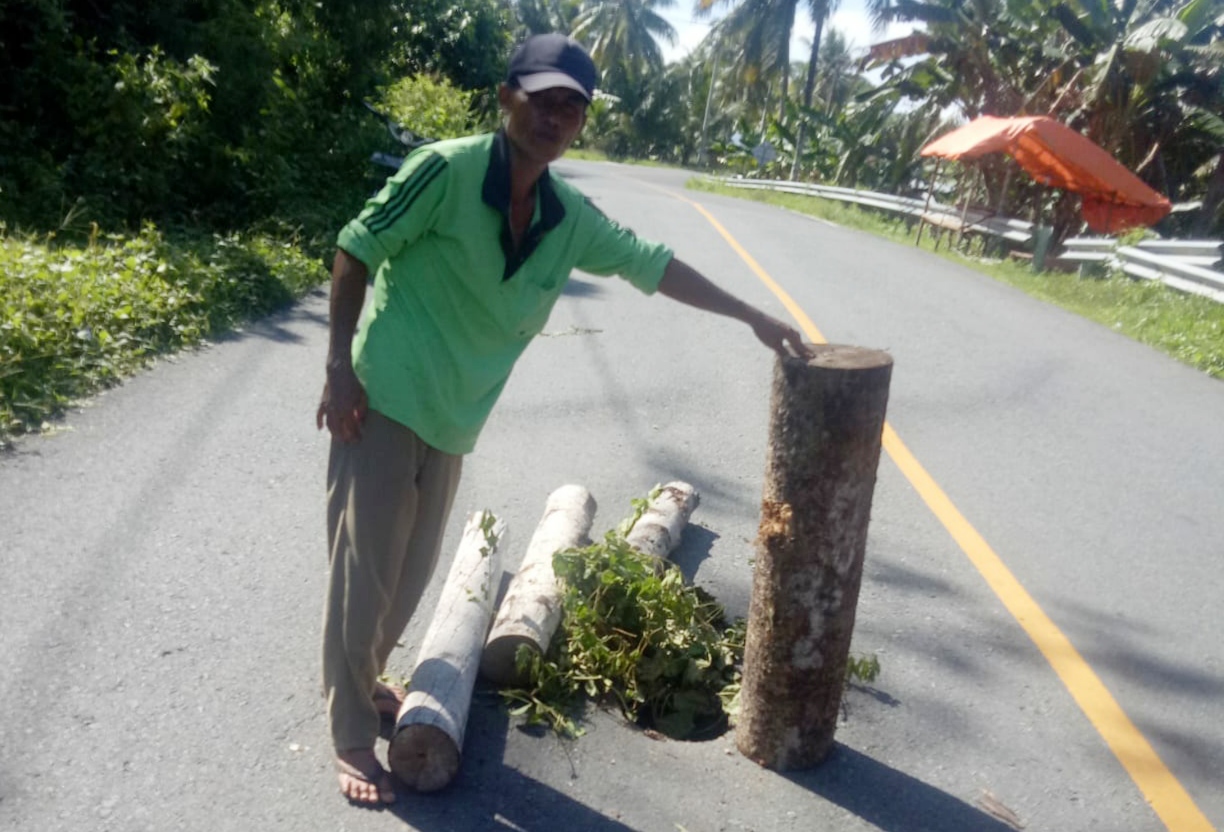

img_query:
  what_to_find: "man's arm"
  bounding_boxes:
[317,249,370,442]
[657,257,813,359]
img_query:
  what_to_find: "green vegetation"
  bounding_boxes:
[501,494,882,740]
[377,74,482,142]
[2,1,1218,443]
[503,531,742,740]
[0,227,324,442]
[691,179,1224,380]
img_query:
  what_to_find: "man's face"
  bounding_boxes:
[499,83,588,166]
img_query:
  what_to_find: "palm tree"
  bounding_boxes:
[697,0,802,123]
[571,0,679,98]
[788,0,842,177]
[697,0,848,177]
[516,0,585,35]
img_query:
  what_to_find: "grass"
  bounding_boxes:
[0,224,327,445]
[564,147,686,169]
[564,147,611,163]
[688,178,1224,380]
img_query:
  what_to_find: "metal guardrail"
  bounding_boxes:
[1056,238,1224,302]
[1061,238,1222,267]
[710,176,1224,304]
[709,176,1035,244]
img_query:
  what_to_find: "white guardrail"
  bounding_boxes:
[708,176,1224,304]
[708,176,1036,243]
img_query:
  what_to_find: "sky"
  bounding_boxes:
[657,0,914,66]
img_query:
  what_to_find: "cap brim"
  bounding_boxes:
[516,71,592,101]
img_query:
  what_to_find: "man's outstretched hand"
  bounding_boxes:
[749,312,815,360]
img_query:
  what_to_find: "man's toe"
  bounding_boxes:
[337,754,397,806]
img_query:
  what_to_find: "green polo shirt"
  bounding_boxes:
[336,131,674,455]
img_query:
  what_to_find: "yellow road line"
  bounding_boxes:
[672,191,1215,832]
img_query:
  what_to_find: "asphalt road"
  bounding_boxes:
[2,159,1221,832]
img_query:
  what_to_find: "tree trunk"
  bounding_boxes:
[736,347,892,771]
[788,17,825,182]
[624,481,700,560]
[388,511,505,792]
[481,485,596,687]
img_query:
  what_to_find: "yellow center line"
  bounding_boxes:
[671,190,1215,832]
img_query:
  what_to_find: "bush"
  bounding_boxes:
[0,225,325,442]
[376,74,478,141]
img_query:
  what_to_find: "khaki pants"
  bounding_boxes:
[322,409,463,752]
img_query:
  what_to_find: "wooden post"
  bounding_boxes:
[915,159,941,246]
[624,481,700,560]
[480,485,596,687]
[388,510,505,792]
[736,346,892,771]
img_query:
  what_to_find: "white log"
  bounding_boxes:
[388,510,504,792]
[624,481,700,559]
[481,485,596,687]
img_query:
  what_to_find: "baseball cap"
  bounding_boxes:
[507,34,597,102]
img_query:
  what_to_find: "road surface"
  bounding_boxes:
[2,159,1221,832]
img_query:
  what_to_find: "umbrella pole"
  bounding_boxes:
[916,159,941,246]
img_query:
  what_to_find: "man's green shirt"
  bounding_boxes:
[336,132,674,455]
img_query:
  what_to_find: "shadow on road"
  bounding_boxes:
[388,692,642,832]
[562,275,606,297]
[786,744,1023,832]
[211,290,330,347]
[670,522,718,581]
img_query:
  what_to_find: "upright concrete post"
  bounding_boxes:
[736,346,892,770]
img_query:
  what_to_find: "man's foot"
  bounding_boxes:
[373,681,406,719]
[336,748,396,805]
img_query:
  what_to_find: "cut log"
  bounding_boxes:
[624,481,700,560]
[388,510,505,792]
[736,346,892,771]
[480,485,597,687]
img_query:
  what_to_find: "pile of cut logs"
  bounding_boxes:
[388,481,700,792]
[388,345,893,790]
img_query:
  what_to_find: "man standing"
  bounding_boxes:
[317,33,810,805]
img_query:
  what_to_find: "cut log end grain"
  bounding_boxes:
[389,511,503,791]
[624,481,700,560]
[798,343,893,372]
[387,723,460,793]
[479,633,537,687]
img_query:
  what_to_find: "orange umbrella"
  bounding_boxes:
[920,115,1171,233]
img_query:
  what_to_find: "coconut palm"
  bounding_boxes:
[697,0,802,123]
[571,0,679,97]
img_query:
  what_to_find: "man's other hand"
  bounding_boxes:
[317,363,368,443]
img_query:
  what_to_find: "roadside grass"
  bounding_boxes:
[0,224,327,445]
[689,179,1224,380]
[565,147,683,169]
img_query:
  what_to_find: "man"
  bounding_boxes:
[317,33,810,805]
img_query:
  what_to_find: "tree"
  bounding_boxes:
[516,0,584,34]
[864,0,1224,235]
[789,0,841,178]
[571,0,678,99]
[699,0,802,123]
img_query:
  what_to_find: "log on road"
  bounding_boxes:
[624,481,700,560]
[481,485,597,687]
[736,346,892,771]
[389,510,505,792]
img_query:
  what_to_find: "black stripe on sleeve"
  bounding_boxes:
[362,153,448,235]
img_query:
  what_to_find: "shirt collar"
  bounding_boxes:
[482,130,565,233]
